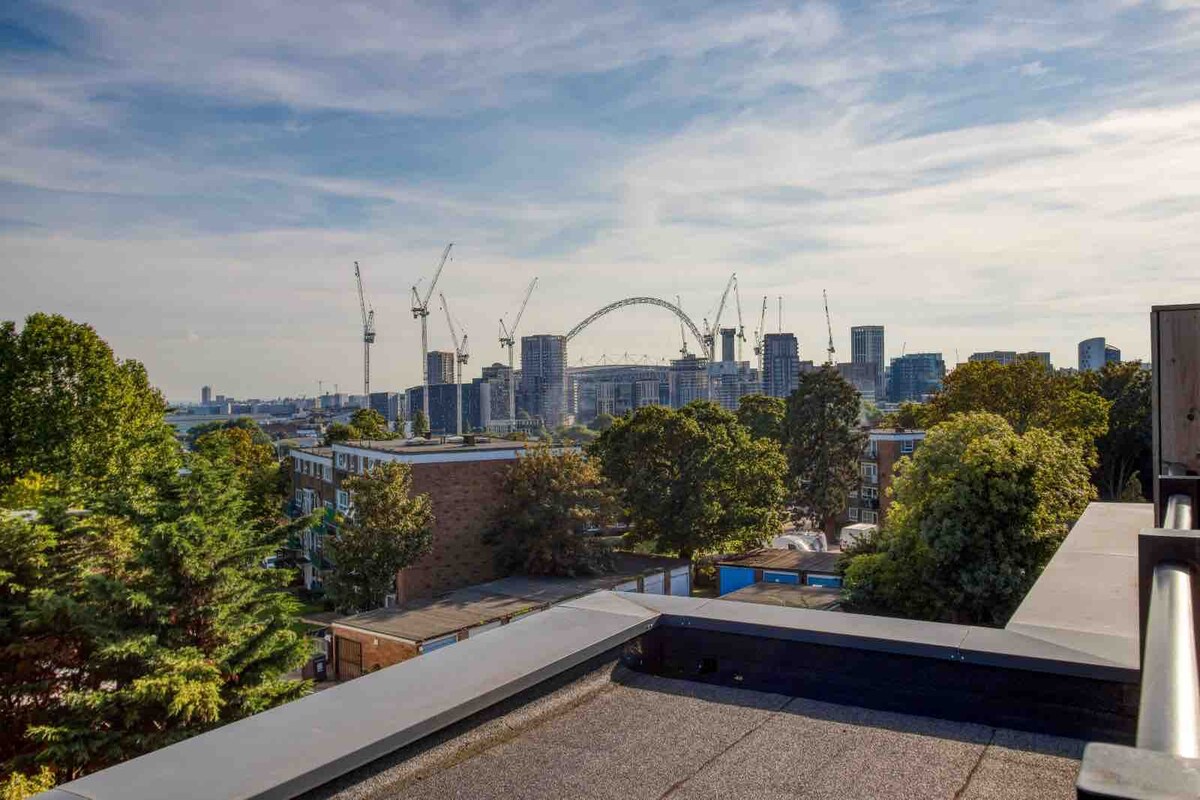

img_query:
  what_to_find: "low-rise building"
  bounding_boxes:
[715,550,842,595]
[838,428,926,536]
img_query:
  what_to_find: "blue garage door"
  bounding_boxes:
[763,570,800,585]
[718,566,756,596]
[806,574,842,588]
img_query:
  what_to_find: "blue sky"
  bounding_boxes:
[3,0,1200,401]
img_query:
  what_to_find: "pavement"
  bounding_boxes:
[311,667,1083,800]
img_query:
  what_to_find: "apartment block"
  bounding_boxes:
[762,333,801,398]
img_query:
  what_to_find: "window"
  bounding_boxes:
[848,488,858,498]
[323,465,332,482]
[862,486,878,500]
[336,490,350,512]
[861,463,878,482]
[861,510,878,524]
[848,507,859,521]
[901,439,915,454]
[865,441,878,458]
[294,458,302,473]
[336,453,347,469]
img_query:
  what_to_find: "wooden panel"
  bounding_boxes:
[1155,308,1200,475]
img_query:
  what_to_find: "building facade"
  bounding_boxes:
[475,362,513,430]
[850,325,885,400]
[668,355,710,407]
[368,391,402,426]
[568,364,669,424]
[406,383,487,434]
[1078,337,1121,371]
[836,361,878,402]
[968,351,1052,369]
[201,385,212,405]
[762,333,801,398]
[887,353,945,403]
[519,335,568,427]
[838,428,926,536]
[426,351,456,386]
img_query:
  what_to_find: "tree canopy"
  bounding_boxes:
[323,409,393,446]
[485,446,617,576]
[325,462,434,613]
[411,409,430,438]
[590,401,787,559]
[735,394,786,443]
[0,314,181,515]
[185,417,271,449]
[1079,361,1152,501]
[843,413,1095,625]
[782,366,866,532]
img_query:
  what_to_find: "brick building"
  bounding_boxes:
[289,439,532,602]
[838,428,926,539]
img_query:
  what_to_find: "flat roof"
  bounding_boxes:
[722,581,844,610]
[317,667,1084,800]
[338,439,528,455]
[334,553,690,643]
[715,549,841,574]
[297,446,333,457]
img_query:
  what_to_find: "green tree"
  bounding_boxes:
[883,401,928,430]
[860,400,883,426]
[185,417,271,449]
[348,408,392,440]
[326,462,434,613]
[0,314,181,514]
[919,359,1109,463]
[736,394,785,443]
[556,424,598,445]
[322,422,355,446]
[192,426,285,528]
[843,413,1095,625]
[590,412,616,432]
[1079,361,1152,501]
[411,410,430,438]
[485,446,617,576]
[591,401,787,559]
[782,366,866,532]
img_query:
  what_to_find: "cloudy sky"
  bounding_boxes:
[3,1,1199,401]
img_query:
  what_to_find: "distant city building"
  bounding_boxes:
[1078,338,1121,371]
[887,353,945,403]
[762,333,801,398]
[836,361,878,402]
[708,360,760,412]
[201,385,212,405]
[720,328,737,363]
[476,363,513,428]
[369,392,401,426]
[426,351,456,386]
[850,326,885,400]
[968,351,1052,369]
[669,355,710,408]
[568,364,669,424]
[519,335,568,428]
[406,382,487,434]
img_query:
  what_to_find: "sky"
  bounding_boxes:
[3,1,1200,402]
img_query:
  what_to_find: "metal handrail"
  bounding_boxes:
[1136,493,1200,757]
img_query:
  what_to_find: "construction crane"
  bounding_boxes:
[439,292,469,437]
[354,262,375,398]
[753,295,768,374]
[703,273,737,358]
[411,243,453,424]
[676,295,689,358]
[498,277,537,429]
[733,276,746,362]
[823,289,836,365]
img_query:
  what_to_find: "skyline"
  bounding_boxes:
[5,1,1199,400]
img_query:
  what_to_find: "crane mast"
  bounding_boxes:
[704,273,737,357]
[439,292,469,436]
[753,295,768,377]
[823,289,836,365]
[412,244,453,427]
[733,276,745,362]
[354,262,375,398]
[498,277,537,430]
[676,295,688,358]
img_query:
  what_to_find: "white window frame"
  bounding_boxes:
[336,453,347,469]
[861,510,878,524]
[862,486,879,500]
[861,463,878,482]
[848,507,859,521]
[336,490,351,513]
[294,458,302,473]
[901,439,915,454]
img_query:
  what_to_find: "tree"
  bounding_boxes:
[411,410,430,438]
[0,314,181,515]
[860,400,883,426]
[591,402,787,559]
[192,426,285,527]
[556,424,598,445]
[736,394,785,443]
[1079,361,1152,501]
[323,422,355,446]
[782,367,866,532]
[918,359,1109,463]
[185,417,271,449]
[485,446,617,576]
[348,408,392,440]
[843,413,1095,625]
[325,462,434,613]
[883,401,928,430]
[590,412,616,432]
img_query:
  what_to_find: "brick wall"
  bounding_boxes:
[332,627,419,678]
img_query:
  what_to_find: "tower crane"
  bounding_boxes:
[703,273,737,358]
[354,262,375,398]
[733,276,746,363]
[753,295,768,375]
[439,292,469,437]
[676,295,689,358]
[823,289,836,365]
[498,277,537,429]
[411,244,453,425]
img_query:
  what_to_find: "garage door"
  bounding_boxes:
[764,570,799,585]
[642,572,665,595]
[670,566,691,596]
[718,566,756,596]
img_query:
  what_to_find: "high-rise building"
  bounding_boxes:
[887,353,946,403]
[850,326,885,399]
[720,328,737,363]
[477,363,513,428]
[405,382,487,435]
[968,351,1052,369]
[427,351,456,385]
[368,391,401,426]
[669,355,710,408]
[762,333,801,398]
[1078,338,1121,371]
[519,335,568,427]
[836,362,878,402]
[201,385,212,405]
[708,360,760,411]
[568,364,669,424]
